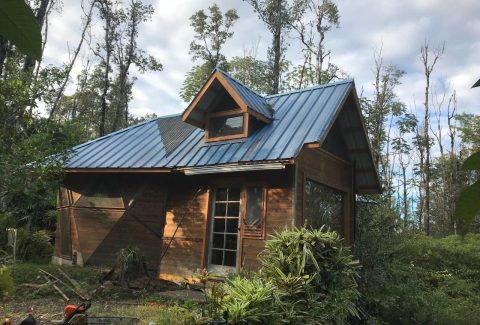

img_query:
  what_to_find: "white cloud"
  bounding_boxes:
[41,0,480,121]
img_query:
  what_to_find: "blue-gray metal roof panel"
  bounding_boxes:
[66,80,353,170]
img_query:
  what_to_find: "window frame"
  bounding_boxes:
[205,109,249,142]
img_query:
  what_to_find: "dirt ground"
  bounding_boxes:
[2,296,197,325]
[4,263,203,324]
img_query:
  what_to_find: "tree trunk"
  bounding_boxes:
[50,0,95,120]
[99,1,113,137]
[0,37,8,78]
[270,0,282,94]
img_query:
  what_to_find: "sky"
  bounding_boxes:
[43,0,480,121]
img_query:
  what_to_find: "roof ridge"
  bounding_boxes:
[216,68,266,99]
[266,79,354,98]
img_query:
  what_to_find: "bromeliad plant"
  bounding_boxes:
[222,275,279,324]
[261,227,362,324]
[222,227,362,324]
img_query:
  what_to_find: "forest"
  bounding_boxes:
[0,0,479,324]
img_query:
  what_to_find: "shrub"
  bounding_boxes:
[115,245,148,287]
[17,229,53,263]
[220,228,362,324]
[223,276,279,324]
[357,227,480,324]
[394,233,480,281]
[0,266,14,299]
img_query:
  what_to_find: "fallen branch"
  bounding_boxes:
[42,274,69,301]
[39,268,67,287]
[57,267,90,300]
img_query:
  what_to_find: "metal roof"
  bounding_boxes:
[217,69,273,119]
[66,75,379,191]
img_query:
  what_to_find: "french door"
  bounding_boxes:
[208,187,241,275]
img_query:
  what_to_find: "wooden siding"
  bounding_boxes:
[295,147,354,244]
[159,178,210,281]
[56,174,167,269]
[55,169,295,281]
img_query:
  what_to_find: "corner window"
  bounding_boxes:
[208,114,244,139]
[304,179,343,234]
[243,186,266,239]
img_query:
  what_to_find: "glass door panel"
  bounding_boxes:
[208,187,241,275]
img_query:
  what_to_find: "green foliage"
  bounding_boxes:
[456,113,480,151]
[0,0,42,60]
[356,203,480,324]
[455,150,480,227]
[261,227,362,324]
[13,262,102,299]
[181,3,238,102]
[223,275,279,324]
[17,229,53,264]
[180,63,215,103]
[115,245,148,287]
[189,3,238,65]
[228,56,271,95]
[0,266,14,299]
[0,119,84,230]
[223,228,361,324]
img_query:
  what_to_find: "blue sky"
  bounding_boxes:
[43,0,480,120]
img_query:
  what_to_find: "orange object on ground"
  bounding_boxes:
[64,305,78,317]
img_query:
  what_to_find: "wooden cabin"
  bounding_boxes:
[54,69,381,281]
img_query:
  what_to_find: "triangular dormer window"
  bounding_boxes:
[182,69,273,142]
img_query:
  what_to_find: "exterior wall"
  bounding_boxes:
[160,169,294,280]
[55,173,168,270]
[294,147,354,244]
[55,168,294,281]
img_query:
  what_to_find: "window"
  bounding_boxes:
[75,177,124,209]
[304,179,344,234]
[243,187,265,239]
[208,114,244,138]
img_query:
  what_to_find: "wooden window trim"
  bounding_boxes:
[241,183,267,240]
[205,112,249,142]
[207,108,243,118]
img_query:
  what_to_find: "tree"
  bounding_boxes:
[95,0,116,136]
[361,48,406,198]
[244,0,292,94]
[110,0,162,131]
[419,41,444,234]
[228,45,271,95]
[180,3,238,102]
[288,0,341,86]
[49,0,96,120]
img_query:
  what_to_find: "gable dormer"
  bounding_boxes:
[182,69,273,142]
